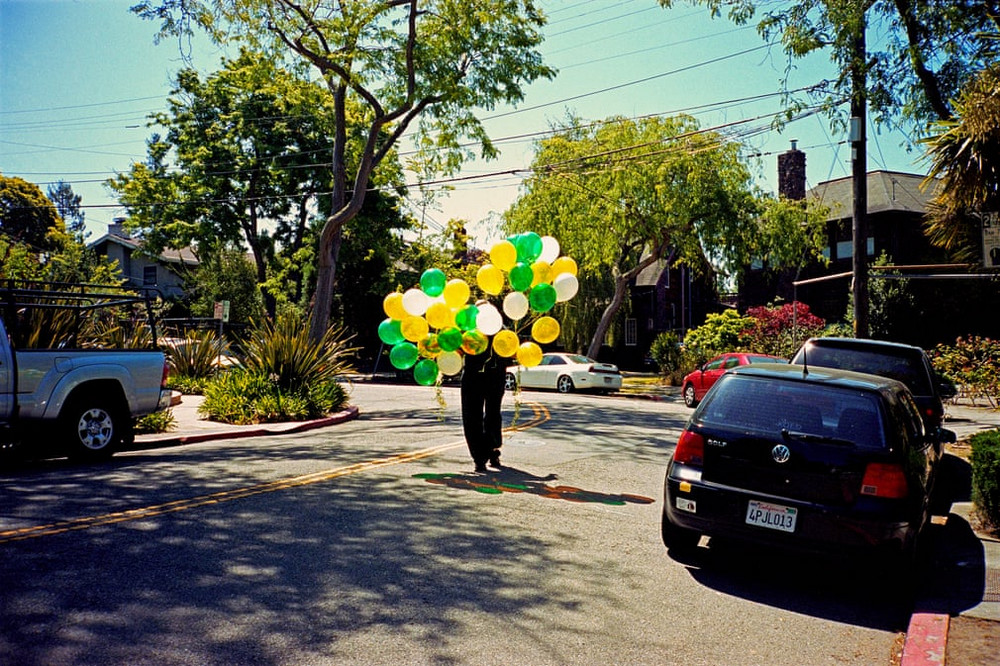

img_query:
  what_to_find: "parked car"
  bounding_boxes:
[661,363,954,570]
[789,337,956,435]
[681,352,786,407]
[506,353,622,394]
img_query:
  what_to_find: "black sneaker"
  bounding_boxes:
[474,462,488,473]
[487,454,502,470]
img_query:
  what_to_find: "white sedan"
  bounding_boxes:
[506,353,623,394]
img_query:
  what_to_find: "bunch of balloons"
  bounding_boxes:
[377,232,580,386]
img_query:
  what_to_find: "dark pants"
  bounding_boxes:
[461,356,506,464]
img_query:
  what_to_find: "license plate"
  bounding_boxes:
[745,500,797,533]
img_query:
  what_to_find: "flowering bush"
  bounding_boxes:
[931,336,1000,407]
[740,302,826,358]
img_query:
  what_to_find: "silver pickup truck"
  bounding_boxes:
[1,285,171,461]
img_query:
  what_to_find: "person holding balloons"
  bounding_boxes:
[460,301,508,473]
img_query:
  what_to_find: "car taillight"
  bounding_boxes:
[674,430,705,466]
[161,361,170,389]
[860,462,909,499]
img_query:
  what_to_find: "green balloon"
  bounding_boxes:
[420,268,447,297]
[455,304,479,331]
[389,341,419,370]
[529,283,557,313]
[515,232,543,263]
[378,318,404,345]
[508,262,534,292]
[413,358,439,386]
[438,327,464,351]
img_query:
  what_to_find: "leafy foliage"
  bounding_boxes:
[0,174,63,251]
[134,409,177,434]
[649,331,687,384]
[740,302,825,357]
[681,310,755,365]
[968,429,1000,536]
[930,336,1000,408]
[200,313,357,424]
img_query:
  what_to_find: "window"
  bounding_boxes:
[836,237,874,260]
[625,318,637,346]
[142,265,157,286]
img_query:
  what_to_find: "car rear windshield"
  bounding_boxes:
[698,374,887,450]
[797,344,932,395]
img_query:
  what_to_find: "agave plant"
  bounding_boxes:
[240,313,357,391]
[163,329,231,378]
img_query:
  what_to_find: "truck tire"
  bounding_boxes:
[62,398,124,461]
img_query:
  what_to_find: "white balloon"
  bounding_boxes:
[401,288,429,316]
[553,273,579,302]
[503,292,529,320]
[438,351,464,376]
[476,303,503,335]
[539,236,560,264]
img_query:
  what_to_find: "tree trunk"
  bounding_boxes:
[585,249,665,360]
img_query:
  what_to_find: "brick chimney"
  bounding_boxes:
[777,139,806,201]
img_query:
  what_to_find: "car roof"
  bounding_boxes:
[725,362,908,393]
[800,337,924,354]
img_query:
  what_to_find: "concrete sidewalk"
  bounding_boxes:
[134,381,1000,664]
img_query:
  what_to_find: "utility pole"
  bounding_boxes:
[850,7,869,338]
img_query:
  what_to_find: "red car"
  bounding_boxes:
[681,352,786,407]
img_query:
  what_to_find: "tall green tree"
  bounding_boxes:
[0,174,63,251]
[132,0,556,341]
[506,115,825,358]
[108,50,344,315]
[46,180,86,241]
[659,1,998,127]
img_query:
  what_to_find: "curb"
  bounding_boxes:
[133,405,360,448]
[900,612,949,665]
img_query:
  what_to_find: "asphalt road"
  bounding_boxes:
[0,383,912,665]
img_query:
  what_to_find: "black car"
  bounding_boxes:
[789,337,956,435]
[661,364,955,566]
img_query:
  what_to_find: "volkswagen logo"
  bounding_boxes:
[771,444,791,464]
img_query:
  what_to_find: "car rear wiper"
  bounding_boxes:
[781,429,855,446]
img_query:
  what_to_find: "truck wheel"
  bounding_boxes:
[63,399,123,461]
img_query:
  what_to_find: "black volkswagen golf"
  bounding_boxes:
[661,363,954,564]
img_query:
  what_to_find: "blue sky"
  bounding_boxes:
[1,0,927,246]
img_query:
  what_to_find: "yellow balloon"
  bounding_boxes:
[492,330,520,357]
[401,315,429,342]
[551,256,578,278]
[383,292,407,321]
[517,341,543,367]
[442,279,471,309]
[531,316,561,344]
[530,260,552,286]
[476,264,505,295]
[490,241,517,271]
[418,334,442,358]
[425,302,454,329]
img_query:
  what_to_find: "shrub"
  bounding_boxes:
[199,313,355,424]
[969,429,1000,534]
[134,409,176,434]
[682,310,753,365]
[740,302,825,358]
[649,331,686,383]
[931,336,1000,407]
[199,368,347,424]
[166,373,211,395]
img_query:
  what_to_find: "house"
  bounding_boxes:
[740,143,996,346]
[87,220,198,300]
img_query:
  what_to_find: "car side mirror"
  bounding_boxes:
[939,427,957,444]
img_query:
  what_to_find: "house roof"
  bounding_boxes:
[88,231,199,266]
[808,170,943,220]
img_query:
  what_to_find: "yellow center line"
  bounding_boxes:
[0,401,550,544]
